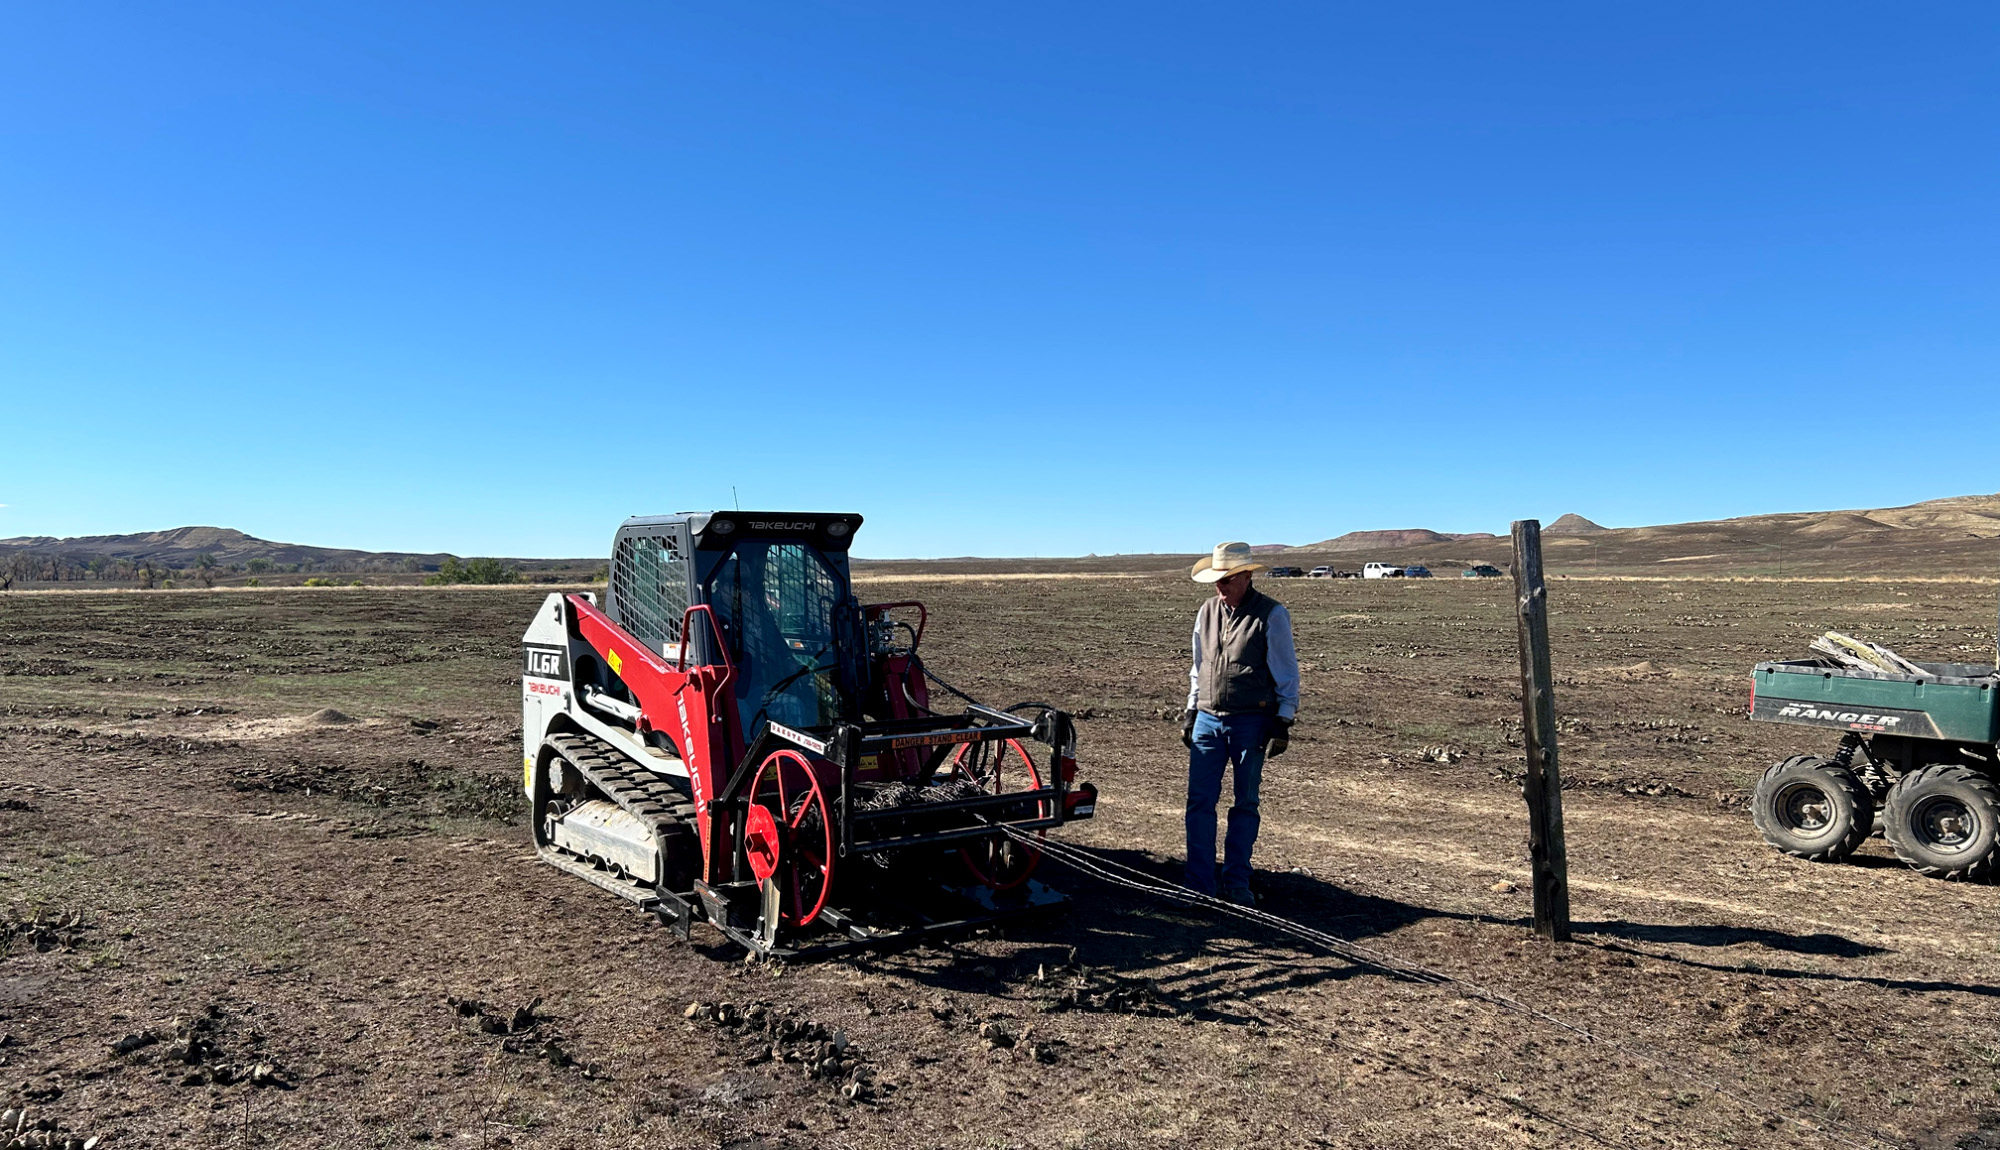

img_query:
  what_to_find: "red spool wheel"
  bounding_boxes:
[746,749,835,927]
[948,737,1049,890]
[743,804,781,883]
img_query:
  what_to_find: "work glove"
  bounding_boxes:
[1265,716,1294,758]
[1181,709,1198,749]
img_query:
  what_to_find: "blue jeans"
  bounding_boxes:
[1184,710,1269,894]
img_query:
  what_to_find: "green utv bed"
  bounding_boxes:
[1747,658,2000,881]
[1751,659,1999,743]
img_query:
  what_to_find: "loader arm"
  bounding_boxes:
[567,593,742,883]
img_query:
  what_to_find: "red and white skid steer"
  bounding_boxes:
[519,512,1098,957]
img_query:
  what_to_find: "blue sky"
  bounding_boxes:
[2,4,1995,558]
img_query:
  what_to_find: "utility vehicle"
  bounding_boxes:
[1749,655,1999,880]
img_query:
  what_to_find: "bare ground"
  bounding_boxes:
[1,579,1997,1149]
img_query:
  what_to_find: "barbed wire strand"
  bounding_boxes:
[1008,827,1904,1150]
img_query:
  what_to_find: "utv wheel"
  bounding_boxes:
[1751,755,1872,862]
[1882,765,2000,881]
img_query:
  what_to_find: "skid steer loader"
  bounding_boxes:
[519,512,1098,957]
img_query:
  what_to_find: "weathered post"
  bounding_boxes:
[1511,519,1572,941]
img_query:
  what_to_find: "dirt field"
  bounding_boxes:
[2,578,1997,1149]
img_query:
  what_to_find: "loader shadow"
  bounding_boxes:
[856,849,1458,1025]
[1449,912,2000,997]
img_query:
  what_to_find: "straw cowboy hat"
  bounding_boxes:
[1191,541,1268,583]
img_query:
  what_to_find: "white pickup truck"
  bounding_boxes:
[1362,562,1404,579]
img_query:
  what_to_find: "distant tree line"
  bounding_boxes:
[0,550,441,586]
[424,556,520,585]
[2,551,233,589]
[0,549,576,590]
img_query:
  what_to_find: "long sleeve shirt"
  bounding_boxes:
[1187,598,1300,721]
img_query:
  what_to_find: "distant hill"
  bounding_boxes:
[1544,513,1608,535]
[1277,493,2000,578]
[0,526,595,584]
[1306,528,1500,552]
[0,526,448,570]
[11,492,2000,587]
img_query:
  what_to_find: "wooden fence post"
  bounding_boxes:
[1511,519,1572,942]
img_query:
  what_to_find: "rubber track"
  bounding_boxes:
[545,731,698,889]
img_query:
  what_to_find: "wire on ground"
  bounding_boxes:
[1010,828,1905,1150]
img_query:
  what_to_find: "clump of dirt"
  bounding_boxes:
[1021,956,1179,1018]
[2,908,89,956]
[0,660,80,677]
[1485,765,1698,800]
[0,723,82,739]
[121,706,234,720]
[1580,776,1698,799]
[449,995,582,1071]
[687,1000,880,1101]
[0,704,111,719]
[307,708,355,725]
[0,1106,100,1148]
[109,1005,291,1090]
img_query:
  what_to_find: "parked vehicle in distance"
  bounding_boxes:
[1462,564,1503,578]
[1403,565,1433,578]
[1362,562,1403,579]
[1308,566,1335,578]
[1267,566,1305,578]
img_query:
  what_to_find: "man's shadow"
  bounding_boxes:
[1570,919,2000,997]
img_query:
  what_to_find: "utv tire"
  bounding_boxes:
[1751,755,1873,863]
[1882,765,2000,881]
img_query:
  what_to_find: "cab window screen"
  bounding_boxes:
[611,533,689,653]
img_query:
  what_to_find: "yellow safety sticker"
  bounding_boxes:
[608,648,624,676]
[522,756,533,793]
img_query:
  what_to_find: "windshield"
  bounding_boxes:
[705,540,851,739]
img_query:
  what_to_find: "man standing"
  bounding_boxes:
[1182,541,1300,905]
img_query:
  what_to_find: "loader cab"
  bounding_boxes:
[605,512,865,750]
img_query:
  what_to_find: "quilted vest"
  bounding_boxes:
[1196,588,1279,715]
